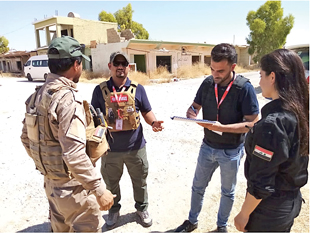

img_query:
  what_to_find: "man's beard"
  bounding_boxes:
[215,71,231,86]
[116,69,125,78]
[116,74,125,79]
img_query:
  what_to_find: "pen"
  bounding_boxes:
[191,105,197,114]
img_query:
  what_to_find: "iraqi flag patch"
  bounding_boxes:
[253,145,274,161]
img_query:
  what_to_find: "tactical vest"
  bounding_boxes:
[201,75,249,148]
[25,83,75,179]
[100,81,140,132]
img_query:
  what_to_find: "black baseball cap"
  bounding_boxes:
[109,51,129,63]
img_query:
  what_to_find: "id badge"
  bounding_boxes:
[116,119,123,130]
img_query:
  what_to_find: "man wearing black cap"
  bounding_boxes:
[21,36,115,232]
[91,51,164,229]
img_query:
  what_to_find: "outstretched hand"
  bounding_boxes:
[152,120,164,132]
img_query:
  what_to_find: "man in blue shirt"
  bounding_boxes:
[175,43,259,232]
[91,51,164,229]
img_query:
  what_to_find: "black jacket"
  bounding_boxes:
[244,99,308,199]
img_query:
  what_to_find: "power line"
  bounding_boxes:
[1,23,32,36]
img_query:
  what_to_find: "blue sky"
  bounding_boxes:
[0,1,309,51]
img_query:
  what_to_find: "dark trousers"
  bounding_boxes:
[246,190,303,232]
[101,146,149,213]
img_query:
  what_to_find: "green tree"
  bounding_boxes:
[0,36,9,54]
[98,10,117,23]
[131,21,149,39]
[114,3,133,31]
[98,3,149,39]
[246,1,294,63]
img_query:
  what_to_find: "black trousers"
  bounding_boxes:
[245,190,303,232]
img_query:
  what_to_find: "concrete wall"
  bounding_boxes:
[120,29,135,41]
[91,41,130,74]
[91,41,214,75]
[72,18,117,45]
[239,47,251,66]
[0,60,6,72]
[90,41,253,75]
[107,28,121,43]
[235,46,252,66]
[0,58,22,73]
[0,54,30,75]
[33,16,117,48]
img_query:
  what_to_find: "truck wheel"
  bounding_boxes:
[44,73,47,81]
[27,73,33,81]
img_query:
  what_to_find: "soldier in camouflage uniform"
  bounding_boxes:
[21,36,115,232]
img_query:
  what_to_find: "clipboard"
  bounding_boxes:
[170,116,216,125]
[171,116,222,135]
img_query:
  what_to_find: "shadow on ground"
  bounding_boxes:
[17,80,44,83]
[16,212,160,232]
[102,212,137,232]
[17,222,50,232]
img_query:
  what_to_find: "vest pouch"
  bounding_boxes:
[101,81,140,132]
[128,112,136,126]
[25,113,39,143]
[119,102,126,107]
[86,125,110,166]
[29,140,47,175]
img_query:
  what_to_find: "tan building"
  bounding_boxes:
[1,12,253,77]
[0,51,32,74]
[32,12,118,70]
[235,45,253,66]
[1,13,119,75]
[33,12,118,51]
[91,39,252,75]
[91,39,215,75]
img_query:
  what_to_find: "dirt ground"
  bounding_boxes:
[0,74,308,233]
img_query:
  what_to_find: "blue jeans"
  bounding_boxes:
[188,142,243,227]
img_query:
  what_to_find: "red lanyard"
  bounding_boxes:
[112,86,126,118]
[214,78,234,121]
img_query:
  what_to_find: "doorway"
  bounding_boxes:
[134,55,146,73]
[192,56,200,64]
[156,56,171,73]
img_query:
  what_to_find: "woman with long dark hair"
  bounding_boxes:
[234,49,309,232]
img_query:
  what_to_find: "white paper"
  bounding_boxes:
[171,116,216,124]
[171,116,222,135]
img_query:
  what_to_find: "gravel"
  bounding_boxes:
[0,74,308,232]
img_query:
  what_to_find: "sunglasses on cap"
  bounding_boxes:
[70,44,85,54]
[113,61,129,67]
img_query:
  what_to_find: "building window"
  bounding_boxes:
[192,56,200,64]
[156,56,171,73]
[61,29,68,36]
